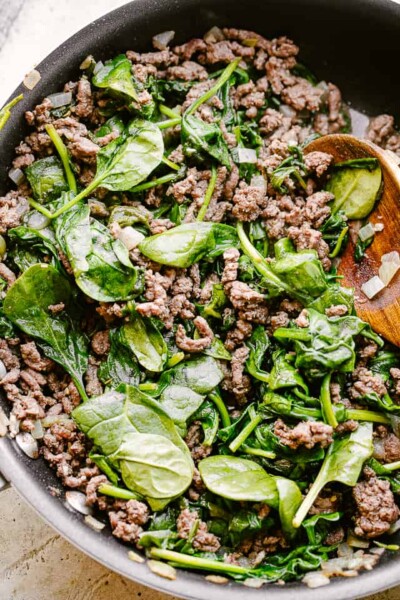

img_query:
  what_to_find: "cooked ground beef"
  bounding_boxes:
[274,419,333,449]
[373,425,400,463]
[177,508,221,552]
[353,476,399,538]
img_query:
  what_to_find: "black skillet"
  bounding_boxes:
[1,0,400,598]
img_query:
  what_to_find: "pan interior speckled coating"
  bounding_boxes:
[1,0,400,598]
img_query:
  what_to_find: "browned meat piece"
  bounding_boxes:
[85,474,108,506]
[353,476,399,538]
[265,56,297,95]
[230,345,251,403]
[390,367,400,399]
[173,38,207,61]
[109,499,149,543]
[325,526,345,546]
[74,79,94,118]
[274,419,333,449]
[325,304,349,317]
[167,61,208,81]
[48,302,65,315]
[221,247,240,289]
[349,366,387,400]
[288,224,331,271]
[177,508,220,552]
[373,425,400,463]
[25,98,53,128]
[0,190,29,234]
[126,49,179,67]
[229,281,269,324]
[84,356,103,397]
[270,310,290,331]
[184,422,213,462]
[335,420,359,435]
[304,151,333,177]
[175,316,213,352]
[149,218,175,235]
[232,182,267,222]
[259,108,285,135]
[366,114,395,146]
[199,41,255,65]
[224,318,253,352]
[0,263,16,287]
[281,79,324,112]
[20,342,54,372]
[68,137,99,163]
[309,490,342,515]
[91,331,110,356]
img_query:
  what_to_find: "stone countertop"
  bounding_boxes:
[1,1,400,599]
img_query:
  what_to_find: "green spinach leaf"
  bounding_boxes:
[327,158,382,219]
[98,328,140,387]
[25,156,69,203]
[3,264,89,400]
[122,314,167,372]
[139,222,238,268]
[293,422,373,527]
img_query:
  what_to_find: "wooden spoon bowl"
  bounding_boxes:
[305,134,400,347]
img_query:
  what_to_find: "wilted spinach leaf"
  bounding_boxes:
[98,328,140,387]
[181,114,231,167]
[327,158,382,219]
[56,204,143,301]
[25,156,68,203]
[122,314,168,372]
[3,264,89,400]
[72,385,193,508]
[139,222,238,268]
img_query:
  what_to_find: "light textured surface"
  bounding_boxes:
[1,1,400,599]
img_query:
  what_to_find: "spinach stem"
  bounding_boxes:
[236,222,289,293]
[320,373,338,428]
[156,117,181,130]
[45,124,77,193]
[0,93,23,130]
[186,58,241,116]
[162,155,180,171]
[208,390,231,428]
[27,198,54,219]
[130,171,178,193]
[167,352,185,368]
[197,165,217,221]
[292,460,326,528]
[149,547,250,575]
[242,444,276,460]
[98,483,141,500]
[328,226,349,258]
[139,382,158,392]
[229,412,263,453]
[381,460,400,471]
[346,409,390,425]
[159,104,181,119]
[72,377,89,403]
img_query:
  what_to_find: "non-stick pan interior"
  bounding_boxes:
[1,1,400,598]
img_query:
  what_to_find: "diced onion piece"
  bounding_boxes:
[24,69,41,90]
[80,55,95,70]
[361,275,385,299]
[26,211,51,230]
[16,432,39,459]
[152,30,175,50]
[205,575,229,584]
[373,222,384,232]
[243,578,264,588]
[31,419,44,440]
[337,543,354,557]
[128,550,145,564]
[66,491,92,515]
[379,261,400,286]
[8,414,19,437]
[41,414,70,427]
[0,406,9,437]
[8,167,25,186]
[250,174,267,194]
[0,360,6,380]
[237,147,257,163]
[118,226,145,250]
[93,61,104,75]
[204,26,225,43]
[302,571,331,588]
[358,222,375,242]
[84,515,105,531]
[381,251,400,264]
[347,532,370,549]
[47,92,72,108]
[279,104,296,118]
[147,559,177,580]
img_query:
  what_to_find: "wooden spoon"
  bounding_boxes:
[304,134,400,347]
